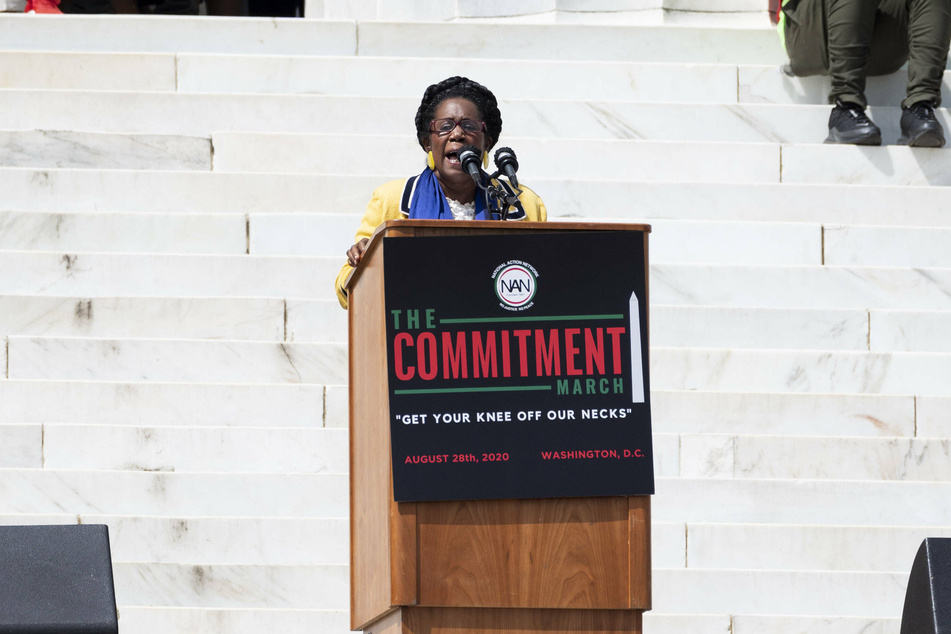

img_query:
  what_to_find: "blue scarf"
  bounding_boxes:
[408,167,494,220]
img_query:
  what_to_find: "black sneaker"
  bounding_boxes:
[825,99,882,145]
[898,101,945,148]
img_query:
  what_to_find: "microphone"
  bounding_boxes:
[494,147,519,189]
[458,145,484,186]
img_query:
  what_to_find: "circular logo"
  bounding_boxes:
[495,264,536,308]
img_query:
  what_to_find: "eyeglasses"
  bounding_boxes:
[429,118,487,136]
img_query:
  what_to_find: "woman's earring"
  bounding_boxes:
[483,151,489,169]
[427,151,435,170]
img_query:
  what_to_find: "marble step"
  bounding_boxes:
[686,522,951,572]
[0,51,175,91]
[0,425,40,468]
[652,347,951,396]
[253,214,821,265]
[0,211,243,253]
[285,299,347,343]
[0,252,338,299]
[676,434,951,481]
[176,54,740,103]
[7,337,347,384]
[0,130,210,170]
[782,144,951,187]
[42,425,348,473]
[654,476,951,526]
[652,568,907,618]
[6,168,951,228]
[652,263,951,310]
[0,16,781,63]
[116,607,348,634]
[0,469,347,516]
[740,64,951,106]
[0,380,328,427]
[727,616,899,634]
[0,514,349,565]
[0,15,357,55]
[0,90,884,144]
[213,133,780,183]
[0,296,284,341]
[869,310,951,353]
[825,224,951,269]
[652,391,915,438]
[113,562,346,609]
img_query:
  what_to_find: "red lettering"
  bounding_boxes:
[417,332,438,380]
[513,330,531,377]
[441,331,468,379]
[472,331,497,378]
[394,332,415,380]
[585,328,605,375]
[607,327,626,374]
[565,328,581,376]
[501,330,511,378]
[535,329,561,377]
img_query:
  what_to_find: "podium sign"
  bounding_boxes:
[383,230,654,502]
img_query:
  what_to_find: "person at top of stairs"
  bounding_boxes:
[773,0,951,147]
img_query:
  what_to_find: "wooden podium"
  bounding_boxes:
[346,220,652,634]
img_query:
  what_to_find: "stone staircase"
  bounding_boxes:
[2,5,949,633]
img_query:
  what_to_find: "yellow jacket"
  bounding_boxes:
[335,177,548,308]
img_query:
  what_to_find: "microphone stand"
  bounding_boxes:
[477,171,522,221]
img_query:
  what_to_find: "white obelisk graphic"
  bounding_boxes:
[630,292,645,403]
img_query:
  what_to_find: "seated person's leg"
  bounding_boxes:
[827,0,879,108]
[893,0,950,146]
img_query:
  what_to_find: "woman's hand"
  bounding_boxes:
[346,238,370,267]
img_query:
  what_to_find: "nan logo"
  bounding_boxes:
[493,260,538,311]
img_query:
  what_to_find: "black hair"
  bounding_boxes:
[414,76,502,150]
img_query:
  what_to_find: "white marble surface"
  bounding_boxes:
[0,380,324,426]
[650,219,820,265]
[0,296,284,340]
[917,396,951,437]
[0,211,244,253]
[651,390,915,437]
[782,145,951,187]
[44,425,348,473]
[0,130,210,171]
[0,15,357,54]
[0,470,347,517]
[652,432,680,477]
[652,305,868,350]
[687,523,951,571]
[652,263,951,310]
[284,299,347,343]
[113,562,347,608]
[0,51,175,91]
[653,347,951,396]
[870,310,951,353]
[652,521,687,569]
[177,54,739,103]
[213,133,780,183]
[642,614,732,634]
[653,568,908,617]
[0,425,42,468]
[7,337,348,384]
[323,384,348,429]
[0,513,80,525]
[825,224,951,268]
[83,515,347,565]
[116,607,349,634]
[731,616,900,634]
[9,169,951,228]
[739,64,951,107]
[685,435,951,480]
[654,476,951,525]
[356,22,785,64]
[249,213,355,257]
[0,252,339,300]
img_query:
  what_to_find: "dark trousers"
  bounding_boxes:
[783,0,951,108]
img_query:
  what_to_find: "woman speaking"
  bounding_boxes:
[334,76,547,308]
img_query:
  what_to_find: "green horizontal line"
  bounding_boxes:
[440,314,624,324]
[394,385,552,395]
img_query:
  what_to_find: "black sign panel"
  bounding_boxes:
[383,230,653,502]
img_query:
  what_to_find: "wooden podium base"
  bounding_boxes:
[363,607,643,634]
